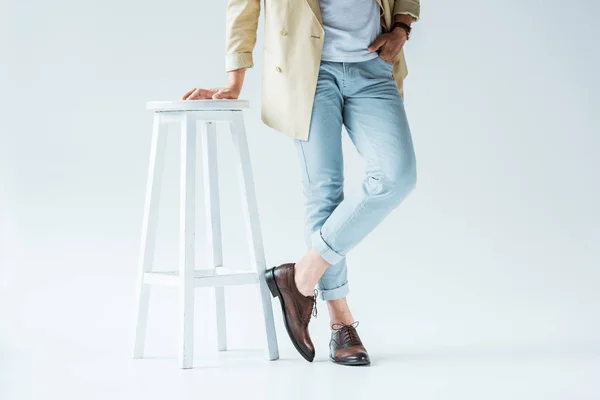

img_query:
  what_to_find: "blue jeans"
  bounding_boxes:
[294,57,417,301]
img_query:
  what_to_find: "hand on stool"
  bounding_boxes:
[182,69,245,100]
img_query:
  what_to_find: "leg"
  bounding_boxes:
[312,58,417,267]
[324,59,413,367]
[327,298,355,326]
[201,121,227,351]
[179,114,196,369]
[133,113,168,359]
[293,62,350,299]
[230,112,279,361]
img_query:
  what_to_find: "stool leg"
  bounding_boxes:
[229,112,279,361]
[179,114,196,369]
[214,287,227,351]
[133,113,168,359]
[201,121,227,351]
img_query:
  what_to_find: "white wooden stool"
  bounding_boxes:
[132,100,279,368]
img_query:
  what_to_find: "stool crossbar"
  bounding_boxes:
[132,100,279,368]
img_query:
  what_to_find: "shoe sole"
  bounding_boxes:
[329,357,371,366]
[265,267,314,362]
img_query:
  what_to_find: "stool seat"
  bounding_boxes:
[147,100,250,112]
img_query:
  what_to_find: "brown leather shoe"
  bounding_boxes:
[329,322,370,366]
[265,263,317,362]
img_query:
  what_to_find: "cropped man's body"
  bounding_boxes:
[183,0,421,365]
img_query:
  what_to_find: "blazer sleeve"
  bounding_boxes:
[225,0,261,71]
[393,0,420,21]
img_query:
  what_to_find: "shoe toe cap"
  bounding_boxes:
[333,349,370,365]
[348,352,370,364]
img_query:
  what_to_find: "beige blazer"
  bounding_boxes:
[225,0,421,141]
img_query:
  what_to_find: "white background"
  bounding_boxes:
[1,0,599,399]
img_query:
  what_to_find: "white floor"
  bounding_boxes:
[2,276,599,400]
[4,347,599,400]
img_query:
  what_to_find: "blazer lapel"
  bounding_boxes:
[304,0,323,28]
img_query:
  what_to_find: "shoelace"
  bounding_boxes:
[306,289,319,325]
[331,321,361,346]
[312,289,319,318]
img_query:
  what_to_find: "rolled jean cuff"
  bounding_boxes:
[311,230,344,266]
[319,282,349,301]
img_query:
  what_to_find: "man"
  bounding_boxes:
[183,0,420,366]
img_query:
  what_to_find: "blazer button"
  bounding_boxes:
[275,66,282,73]
[280,29,288,36]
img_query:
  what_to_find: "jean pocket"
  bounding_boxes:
[375,55,394,68]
